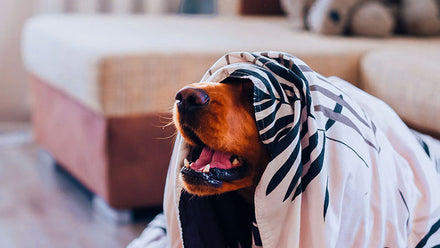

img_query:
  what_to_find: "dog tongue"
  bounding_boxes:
[193,147,232,170]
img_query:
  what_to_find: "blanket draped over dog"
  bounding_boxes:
[163,51,440,248]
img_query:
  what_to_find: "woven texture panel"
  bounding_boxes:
[99,54,221,116]
[22,15,440,116]
[360,47,440,137]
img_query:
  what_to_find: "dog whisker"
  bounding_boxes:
[155,130,177,141]
[152,118,175,129]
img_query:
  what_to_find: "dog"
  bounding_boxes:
[173,78,269,199]
[167,51,440,248]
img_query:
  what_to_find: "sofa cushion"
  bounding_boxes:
[360,47,440,137]
[22,14,440,116]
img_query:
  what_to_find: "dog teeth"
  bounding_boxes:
[232,158,240,165]
[202,164,210,173]
[184,158,190,168]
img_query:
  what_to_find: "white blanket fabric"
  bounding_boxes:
[163,51,440,247]
[127,214,168,248]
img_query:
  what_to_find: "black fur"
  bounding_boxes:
[179,191,253,248]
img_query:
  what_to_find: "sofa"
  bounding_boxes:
[21,14,440,214]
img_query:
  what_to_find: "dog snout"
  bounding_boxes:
[175,87,210,113]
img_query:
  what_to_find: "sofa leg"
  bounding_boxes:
[39,149,134,223]
[38,149,61,168]
[92,196,133,223]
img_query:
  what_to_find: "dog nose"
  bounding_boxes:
[175,87,210,113]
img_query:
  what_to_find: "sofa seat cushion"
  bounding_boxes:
[22,14,440,116]
[360,47,440,137]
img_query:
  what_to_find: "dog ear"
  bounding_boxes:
[241,79,254,101]
[236,79,255,112]
[221,77,254,109]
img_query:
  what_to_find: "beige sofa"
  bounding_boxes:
[22,14,440,212]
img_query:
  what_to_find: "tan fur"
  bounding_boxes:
[173,79,269,196]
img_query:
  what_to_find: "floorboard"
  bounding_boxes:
[0,125,152,248]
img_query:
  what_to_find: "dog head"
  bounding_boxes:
[173,78,269,196]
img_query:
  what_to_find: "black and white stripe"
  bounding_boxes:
[200,51,381,246]
[205,51,377,204]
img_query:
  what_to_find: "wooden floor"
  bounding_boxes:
[0,124,153,248]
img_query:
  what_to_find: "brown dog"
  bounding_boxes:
[173,78,269,197]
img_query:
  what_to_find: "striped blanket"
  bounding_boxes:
[136,51,440,248]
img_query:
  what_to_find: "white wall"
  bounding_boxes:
[0,0,36,121]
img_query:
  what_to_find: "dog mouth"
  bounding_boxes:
[180,145,249,188]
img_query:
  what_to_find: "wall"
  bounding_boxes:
[0,0,36,121]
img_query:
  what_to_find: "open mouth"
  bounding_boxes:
[180,146,249,188]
